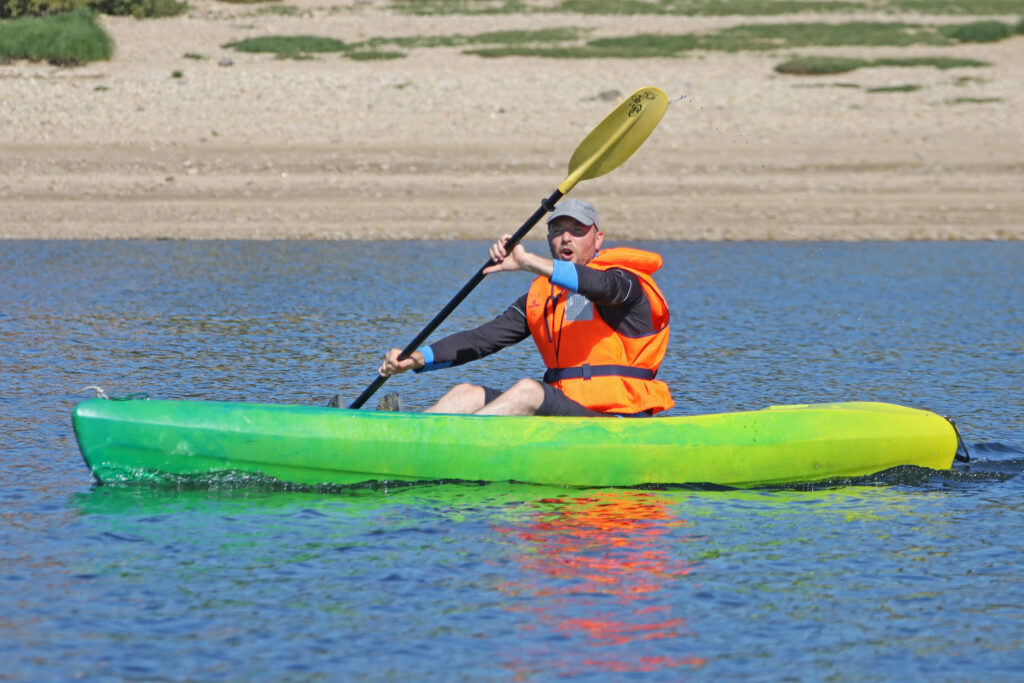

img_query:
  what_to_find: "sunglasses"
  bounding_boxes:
[548,224,595,239]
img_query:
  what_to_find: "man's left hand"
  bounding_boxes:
[483,233,551,276]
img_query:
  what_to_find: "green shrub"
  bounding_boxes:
[2,0,185,17]
[1,0,87,18]
[0,8,112,64]
[90,0,187,18]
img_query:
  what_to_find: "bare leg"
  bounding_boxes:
[425,383,488,414]
[474,378,545,416]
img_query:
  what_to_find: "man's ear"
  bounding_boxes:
[594,230,604,251]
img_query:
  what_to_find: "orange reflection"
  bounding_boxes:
[494,490,706,674]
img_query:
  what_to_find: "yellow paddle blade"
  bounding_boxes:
[558,86,668,195]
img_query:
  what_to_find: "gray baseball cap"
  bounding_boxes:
[547,198,600,230]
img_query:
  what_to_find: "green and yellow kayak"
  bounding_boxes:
[71,399,960,488]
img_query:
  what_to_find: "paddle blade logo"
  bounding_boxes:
[628,89,661,117]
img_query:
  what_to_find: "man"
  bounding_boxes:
[378,198,673,417]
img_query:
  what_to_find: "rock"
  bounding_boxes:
[218,58,233,67]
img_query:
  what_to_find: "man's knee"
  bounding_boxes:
[446,382,480,398]
[474,378,546,416]
[505,378,545,407]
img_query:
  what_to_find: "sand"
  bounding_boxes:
[1,1,1022,240]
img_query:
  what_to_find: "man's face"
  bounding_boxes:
[547,217,604,265]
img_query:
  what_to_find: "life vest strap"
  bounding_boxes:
[543,364,656,383]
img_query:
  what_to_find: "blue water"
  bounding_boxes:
[1,240,1022,680]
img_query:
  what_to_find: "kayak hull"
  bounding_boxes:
[71,399,958,488]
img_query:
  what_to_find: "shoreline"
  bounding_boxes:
[4,138,1019,240]
[1,2,1021,240]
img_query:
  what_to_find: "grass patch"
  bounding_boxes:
[466,45,597,58]
[777,56,871,75]
[346,49,405,60]
[939,20,1016,43]
[776,55,990,75]
[366,26,584,49]
[387,0,529,14]
[463,27,583,45]
[466,19,1022,59]
[223,35,348,58]
[0,8,112,65]
[226,16,1023,62]
[468,22,954,59]
[703,22,955,50]
[866,84,921,92]
[183,52,205,59]
[557,0,867,16]
[253,4,300,15]
[387,0,1024,16]
[791,82,862,89]
[946,96,1002,104]
[223,28,586,59]
[586,33,701,56]
[888,0,1024,12]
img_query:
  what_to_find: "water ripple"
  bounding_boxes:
[1,240,1021,680]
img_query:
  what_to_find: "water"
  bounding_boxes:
[1,240,1022,680]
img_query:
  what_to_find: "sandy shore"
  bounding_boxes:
[1,1,1021,240]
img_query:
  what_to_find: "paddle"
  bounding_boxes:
[346,86,669,410]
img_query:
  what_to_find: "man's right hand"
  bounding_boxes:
[379,348,425,377]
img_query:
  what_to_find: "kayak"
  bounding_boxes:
[71,398,960,488]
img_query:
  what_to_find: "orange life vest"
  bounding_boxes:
[525,247,674,415]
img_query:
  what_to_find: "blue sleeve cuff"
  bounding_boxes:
[550,260,579,291]
[413,346,451,373]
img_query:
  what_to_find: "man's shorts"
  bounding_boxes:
[481,382,652,418]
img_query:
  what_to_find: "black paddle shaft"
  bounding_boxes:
[348,189,564,409]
